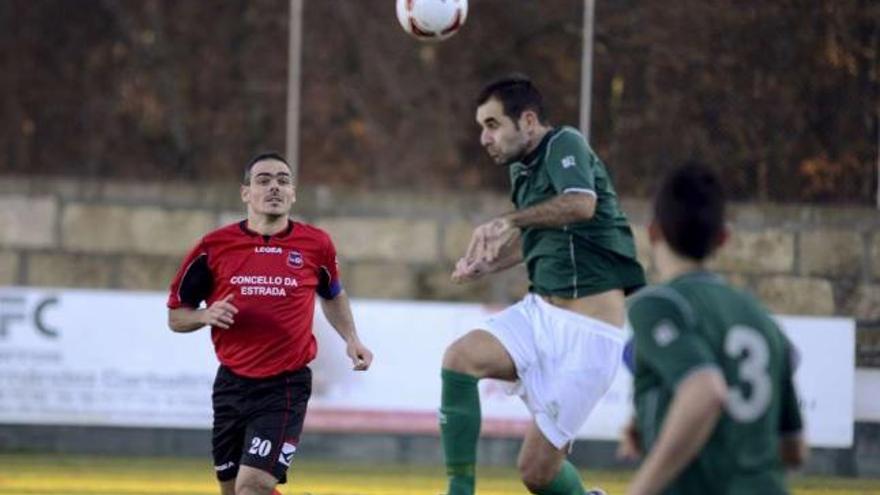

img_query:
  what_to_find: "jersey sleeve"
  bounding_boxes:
[628,289,718,387]
[167,240,214,309]
[779,338,804,435]
[544,128,597,196]
[317,233,342,300]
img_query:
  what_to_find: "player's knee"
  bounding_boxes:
[442,337,476,374]
[517,459,557,492]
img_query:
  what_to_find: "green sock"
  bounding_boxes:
[533,461,587,495]
[439,368,481,495]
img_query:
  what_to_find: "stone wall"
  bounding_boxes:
[1,176,878,366]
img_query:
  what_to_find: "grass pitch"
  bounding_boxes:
[0,454,877,495]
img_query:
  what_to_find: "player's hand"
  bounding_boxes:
[465,217,516,264]
[451,257,490,284]
[482,217,517,262]
[201,294,238,329]
[346,338,373,371]
[616,418,643,461]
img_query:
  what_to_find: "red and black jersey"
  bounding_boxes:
[168,220,341,378]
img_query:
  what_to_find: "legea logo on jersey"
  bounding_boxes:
[254,246,282,254]
[278,442,297,466]
[287,250,304,268]
[561,155,577,168]
[653,321,679,346]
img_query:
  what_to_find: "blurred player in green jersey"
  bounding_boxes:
[620,163,808,495]
[440,76,645,495]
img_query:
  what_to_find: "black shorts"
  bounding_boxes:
[212,365,311,484]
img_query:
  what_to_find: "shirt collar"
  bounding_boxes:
[238,219,295,239]
[517,127,557,168]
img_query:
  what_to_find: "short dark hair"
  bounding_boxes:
[476,75,547,125]
[654,162,726,261]
[243,152,290,185]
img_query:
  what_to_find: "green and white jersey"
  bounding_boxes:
[628,271,803,495]
[509,126,644,297]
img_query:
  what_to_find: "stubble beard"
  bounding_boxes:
[251,201,291,222]
[499,140,531,166]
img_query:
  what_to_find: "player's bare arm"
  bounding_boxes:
[468,193,595,265]
[168,294,238,332]
[616,416,643,461]
[451,247,523,283]
[505,191,596,229]
[451,242,523,283]
[627,368,727,495]
[452,226,522,282]
[467,218,522,264]
[319,290,373,371]
[778,345,808,469]
[779,433,809,468]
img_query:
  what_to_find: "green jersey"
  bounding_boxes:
[509,126,644,297]
[628,271,803,495]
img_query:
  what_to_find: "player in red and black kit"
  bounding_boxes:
[167,152,373,495]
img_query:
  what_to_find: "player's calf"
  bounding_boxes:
[522,460,589,495]
[519,463,558,493]
[234,466,278,495]
[440,368,480,495]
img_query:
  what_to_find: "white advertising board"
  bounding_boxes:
[0,287,216,428]
[774,316,855,448]
[0,287,855,447]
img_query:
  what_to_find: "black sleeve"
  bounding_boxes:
[178,254,213,308]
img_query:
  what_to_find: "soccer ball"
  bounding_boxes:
[396,0,468,42]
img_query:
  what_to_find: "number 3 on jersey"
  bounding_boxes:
[725,325,772,422]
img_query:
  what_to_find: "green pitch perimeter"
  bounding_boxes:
[0,454,877,495]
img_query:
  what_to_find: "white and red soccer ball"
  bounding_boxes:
[396,0,468,42]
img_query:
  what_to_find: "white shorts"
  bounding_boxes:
[484,293,625,449]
